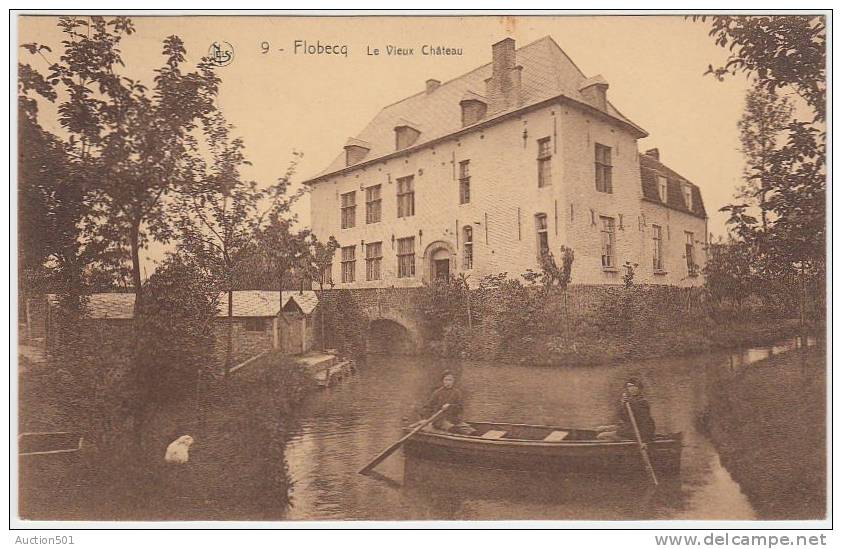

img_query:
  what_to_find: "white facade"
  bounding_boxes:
[306,37,707,289]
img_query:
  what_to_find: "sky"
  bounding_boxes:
[19,14,755,270]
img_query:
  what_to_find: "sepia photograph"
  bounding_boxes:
[13,11,829,527]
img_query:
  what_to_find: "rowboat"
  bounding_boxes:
[402,421,683,476]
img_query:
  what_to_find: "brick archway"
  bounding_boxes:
[421,240,457,284]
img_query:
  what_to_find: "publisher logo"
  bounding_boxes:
[208,41,234,67]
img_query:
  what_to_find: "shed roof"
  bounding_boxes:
[217,290,319,317]
[47,291,319,319]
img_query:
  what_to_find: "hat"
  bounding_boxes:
[625,377,643,390]
[442,370,455,379]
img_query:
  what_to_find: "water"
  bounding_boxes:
[284,337,813,520]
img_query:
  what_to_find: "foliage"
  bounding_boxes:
[131,253,221,438]
[21,16,221,310]
[736,84,794,229]
[622,261,638,288]
[523,246,575,291]
[417,274,477,338]
[703,240,756,311]
[18,67,124,307]
[696,15,826,323]
[696,15,826,119]
[306,235,341,291]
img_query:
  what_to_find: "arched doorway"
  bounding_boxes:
[367,319,414,355]
[422,240,456,284]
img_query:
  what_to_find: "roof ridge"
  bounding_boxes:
[378,35,557,111]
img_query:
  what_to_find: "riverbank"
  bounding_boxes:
[432,315,813,367]
[704,345,826,520]
[18,350,312,520]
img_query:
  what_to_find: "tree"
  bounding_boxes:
[697,15,826,326]
[299,235,339,348]
[697,15,826,120]
[131,252,221,446]
[22,16,221,313]
[736,85,794,230]
[177,113,266,374]
[256,212,311,311]
[18,63,123,311]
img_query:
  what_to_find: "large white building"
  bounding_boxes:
[305,37,708,288]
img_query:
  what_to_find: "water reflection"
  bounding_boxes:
[284,338,812,520]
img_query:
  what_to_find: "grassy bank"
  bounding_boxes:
[426,283,815,366]
[705,345,826,520]
[19,351,313,520]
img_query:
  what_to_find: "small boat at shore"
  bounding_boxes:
[402,421,683,476]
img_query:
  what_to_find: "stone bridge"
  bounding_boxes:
[317,288,427,354]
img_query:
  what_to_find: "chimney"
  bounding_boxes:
[645,148,660,161]
[344,138,371,166]
[485,38,522,112]
[578,75,609,112]
[426,79,441,94]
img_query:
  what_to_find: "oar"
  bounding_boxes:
[625,400,659,486]
[359,405,450,474]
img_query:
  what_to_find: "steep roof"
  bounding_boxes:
[306,36,646,183]
[639,153,707,219]
[46,293,137,320]
[217,290,319,317]
[47,291,319,319]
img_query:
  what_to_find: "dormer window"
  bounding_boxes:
[394,119,421,150]
[683,183,693,210]
[460,91,488,127]
[658,175,668,203]
[343,138,371,167]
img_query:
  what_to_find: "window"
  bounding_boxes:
[244,318,265,332]
[683,184,693,210]
[321,262,333,286]
[341,245,356,283]
[652,225,663,272]
[685,232,697,274]
[535,214,549,259]
[459,160,471,204]
[595,144,613,193]
[365,185,382,224]
[538,137,552,187]
[462,226,473,270]
[340,191,356,229]
[658,176,668,203]
[397,237,415,278]
[600,216,616,269]
[366,241,383,281]
[397,176,415,218]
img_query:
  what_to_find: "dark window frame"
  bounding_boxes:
[366,185,382,224]
[365,241,383,281]
[462,225,474,270]
[397,176,415,218]
[459,160,471,204]
[397,237,416,278]
[341,245,356,283]
[535,213,550,260]
[537,137,552,188]
[595,144,613,194]
[600,216,616,269]
[340,191,357,229]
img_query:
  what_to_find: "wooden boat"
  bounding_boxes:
[402,421,683,476]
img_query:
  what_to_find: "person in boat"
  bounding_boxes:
[595,377,656,444]
[421,370,477,435]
